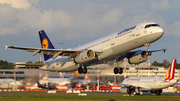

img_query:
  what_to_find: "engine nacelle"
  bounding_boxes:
[128,51,150,64]
[120,87,131,94]
[75,50,95,64]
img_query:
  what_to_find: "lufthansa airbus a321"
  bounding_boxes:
[5,22,166,74]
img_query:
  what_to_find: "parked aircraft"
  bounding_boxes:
[36,80,57,90]
[37,71,93,89]
[108,81,119,86]
[120,59,178,95]
[6,22,166,74]
[0,79,14,85]
[0,79,22,89]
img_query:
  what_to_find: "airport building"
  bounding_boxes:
[0,69,61,80]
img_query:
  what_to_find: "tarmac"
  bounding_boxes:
[0,91,180,96]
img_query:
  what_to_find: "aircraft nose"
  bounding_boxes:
[156,27,164,37]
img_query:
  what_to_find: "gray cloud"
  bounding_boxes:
[0,0,31,10]
[1,0,180,63]
[0,0,72,36]
[166,22,180,36]
[0,0,178,39]
[150,0,171,11]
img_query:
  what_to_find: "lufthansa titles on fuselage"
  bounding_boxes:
[117,25,136,35]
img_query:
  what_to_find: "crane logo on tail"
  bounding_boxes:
[42,38,49,49]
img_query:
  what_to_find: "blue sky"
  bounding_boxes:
[0,0,180,63]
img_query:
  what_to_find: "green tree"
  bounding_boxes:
[163,59,170,68]
[176,63,180,69]
[152,60,180,69]
[152,61,163,66]
[34,61,43,64]
[26,61,33,64]
[0,60,14,69]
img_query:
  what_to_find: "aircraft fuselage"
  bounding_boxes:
[40,22,164,72]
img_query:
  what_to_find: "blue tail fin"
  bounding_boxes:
[39,30,55,61]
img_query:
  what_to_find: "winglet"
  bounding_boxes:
[5,45,8,50]
[163,48,167,53]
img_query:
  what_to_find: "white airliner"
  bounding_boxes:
[38,71,93,89]
[0,79,14,85]
[120,59,178,96]
[6,22,166,74]
[47,75,92,86]
[0,79,22,89]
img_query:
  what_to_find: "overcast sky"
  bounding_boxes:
[1,0,180,64]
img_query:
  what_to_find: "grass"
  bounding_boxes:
[0,91,180,101]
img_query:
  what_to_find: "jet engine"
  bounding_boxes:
[75,50,95,64]
[120,87,131,94]
[128,51,151,64]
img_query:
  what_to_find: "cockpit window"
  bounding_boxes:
[145,24,160,28]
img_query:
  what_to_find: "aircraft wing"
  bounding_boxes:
[5,45,166,61]
[125,48,167,59]
[5,45,102,59]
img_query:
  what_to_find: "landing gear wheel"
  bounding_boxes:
[127,89,132,95]
[119,67,123,74]
[114,67,119,74]
[156,92,160,96]
[135,93,140,96]
[150,90,153,93]
[159,89,162,94]
[78,67,83,74]
[156,90,162,96]
[114,67,123,74]
[83,67,87,74]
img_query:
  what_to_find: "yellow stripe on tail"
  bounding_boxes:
[164,69,169,81]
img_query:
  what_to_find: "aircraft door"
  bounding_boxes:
[135,26,140,39]
[137,26,146,41]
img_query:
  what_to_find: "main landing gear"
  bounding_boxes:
[114,67,123,74]
[78,66,87,74]
[150,89,162,96]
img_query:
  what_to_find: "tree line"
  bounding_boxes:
[0,60,42,69]
[152,59,180,69]
[0,60,14,69]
